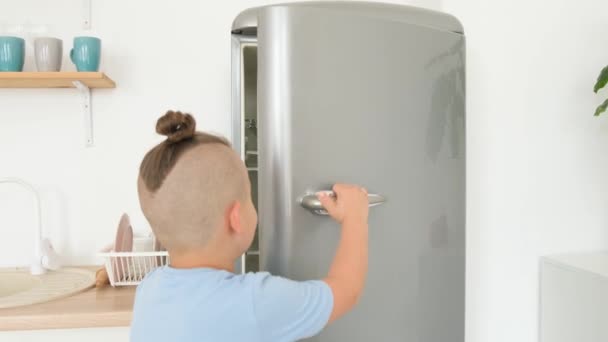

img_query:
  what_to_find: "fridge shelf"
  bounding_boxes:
[244,118,257,129]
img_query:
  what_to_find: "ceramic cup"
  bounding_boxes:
[0,36,25,72]
[34,37,63,72]
[70,36,101,72]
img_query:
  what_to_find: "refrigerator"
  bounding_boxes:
[231,2,465,341]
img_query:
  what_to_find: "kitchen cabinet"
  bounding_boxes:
[540,252,608,342]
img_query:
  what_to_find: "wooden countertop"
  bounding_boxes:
[0,268,136,331]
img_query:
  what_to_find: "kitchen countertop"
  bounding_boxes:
[0,267,136,331]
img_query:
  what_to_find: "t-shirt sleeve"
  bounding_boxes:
[251,273,334,341]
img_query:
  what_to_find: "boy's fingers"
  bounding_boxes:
[332,183,345,195]
[317,192,338,213]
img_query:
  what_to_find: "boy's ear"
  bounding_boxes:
[227,201,242,234]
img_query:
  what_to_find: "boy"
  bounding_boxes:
[131,111,369,342]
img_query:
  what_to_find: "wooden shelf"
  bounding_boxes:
[0,72,115,89]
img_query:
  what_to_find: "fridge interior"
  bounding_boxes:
[241,43,259,272]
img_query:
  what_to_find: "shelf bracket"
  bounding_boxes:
[73,81,94,147]
[82,0,92,29]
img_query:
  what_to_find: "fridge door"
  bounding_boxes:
[257,5,465,342]
[231,34,260,274]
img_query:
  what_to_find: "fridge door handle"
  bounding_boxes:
[299,192,387,215]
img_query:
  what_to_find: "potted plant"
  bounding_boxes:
[595,65,608,116]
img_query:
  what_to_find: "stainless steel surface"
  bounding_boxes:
[235,2,465,341]
[232,1,464,34]
[256,4,465,341]
[231,7,259,35]
[300,192,386,215]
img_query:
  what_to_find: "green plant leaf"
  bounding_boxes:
[594,65,608,93]
[594,98,608,116]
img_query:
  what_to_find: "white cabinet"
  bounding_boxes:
[540,253,608,342]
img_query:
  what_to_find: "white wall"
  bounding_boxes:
[4,0,607,342]
[0,0,440,268]
[441,0,608,342]
[0,0,440,340]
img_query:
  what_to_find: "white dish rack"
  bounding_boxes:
[98,237,169,286]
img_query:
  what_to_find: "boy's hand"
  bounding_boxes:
[317,184,369,224]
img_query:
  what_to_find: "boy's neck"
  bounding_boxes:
[169,250,237,273]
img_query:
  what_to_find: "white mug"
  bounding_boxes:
[34,37,63,72]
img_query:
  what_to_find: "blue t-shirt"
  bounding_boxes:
[130,266,334,342]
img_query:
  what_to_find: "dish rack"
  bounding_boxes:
[98,237,169,286]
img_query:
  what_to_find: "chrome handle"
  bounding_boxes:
[299,192,387,215]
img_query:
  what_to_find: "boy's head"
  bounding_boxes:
[138,111,257,259]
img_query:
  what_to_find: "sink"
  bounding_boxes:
[0,268,95,309]
[0,272,42,297]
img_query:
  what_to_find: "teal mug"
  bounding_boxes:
[70,36,101,72]
[0,36,25,72]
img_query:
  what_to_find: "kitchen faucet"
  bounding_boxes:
[0,177,61,275]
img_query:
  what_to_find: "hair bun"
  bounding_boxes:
[156,110,196,143]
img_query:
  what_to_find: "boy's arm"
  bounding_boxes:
[317,184,369,323]
[250,184,368,340]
